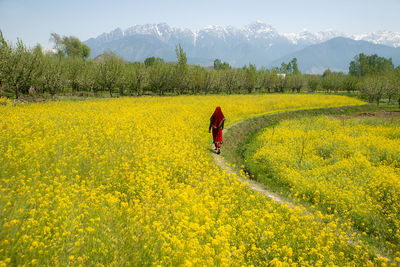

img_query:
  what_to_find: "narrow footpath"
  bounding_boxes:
[210,105,391,261]
[211,120,289,205]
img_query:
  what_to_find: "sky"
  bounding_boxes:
[1,0,399,48]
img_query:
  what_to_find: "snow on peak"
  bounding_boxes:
[352,30,400,47]
[90,23,400,48]
[284,29,346,45]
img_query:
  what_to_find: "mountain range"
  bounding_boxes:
[84,21,400,74]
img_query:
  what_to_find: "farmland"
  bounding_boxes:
[0,94,396,265]
[245,112,400,259]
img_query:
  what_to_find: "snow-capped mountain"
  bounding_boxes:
[285,29,400,48]
[353,30,400,48]
[84,21,400,72]
[283,30,345,45]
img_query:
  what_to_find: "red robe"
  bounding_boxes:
[210,107,225,144]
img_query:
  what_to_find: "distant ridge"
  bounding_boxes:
[272,37,400,74]
[84,22,400,73]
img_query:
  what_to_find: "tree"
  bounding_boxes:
[223,69,238,94]
[277,73,287,93]
[341,75,359,92]
[174,44,189,94]
[200,69,213,95]
[279,58,300,74]
[144,56,164,67]
[394,69,400,107]
[0,31,7,88]
[189,65,203,95]
[77,61,98,93]
[65,57,85,92]
[1,39,40,98]
[263,70,280,93]
[321,71,343,92]
[359,75,389,105]
[212,70,225,94]
[385,71,400,104]
[243,64,257,93]
[279,62,290,74]
[287,74,304,93]
[213,59,231,70]
[307,75,320,92]
[148,61,172,96]
[291,58,300,75]
[39,56,66,97]
[349,53,394,77]
[131,62,147,96]
[120,62,147,96]
[50,33,90,59]
[97,53,123,97]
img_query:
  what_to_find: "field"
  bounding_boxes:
[246,113,400,259]
[2,94,395,266]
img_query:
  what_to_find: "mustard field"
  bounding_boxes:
[2,94,392,266]
[249,114,400,260]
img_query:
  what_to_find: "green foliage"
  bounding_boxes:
[189,65,212,94]
[1,31,400,103]
[243,64,257,93]
[50,33,90,59]
[144,56,164,67]
[97,53,124,97]
[66,57,85,92]
[306,75,320,92]
[349,53,394,77]
[120,62,147,96]
[341,75,359,92]
[287,74,304,93]
[39,56,66,96]
[0,39,42,98]
[77,60,98,93]
[213,59,231,70]
[174,44,189,94]
[279,58,300,75]
[321,71,344,92]
[148,60,173,95]
[223,68,238,94]
[262,70,280,93]
[360,75,390,105]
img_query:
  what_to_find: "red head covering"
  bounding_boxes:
[211,106,225,128]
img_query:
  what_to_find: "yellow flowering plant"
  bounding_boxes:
[1,94,383,265]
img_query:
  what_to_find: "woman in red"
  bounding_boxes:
[209,106,225,154]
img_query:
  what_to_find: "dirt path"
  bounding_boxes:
[211,106,370,205]
[210,108,391,261]
[211,119,291,205]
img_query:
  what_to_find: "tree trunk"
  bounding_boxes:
[15,84,19,99]
[109,87,113,97]
[136,80,141,96]
[50,87,55,98]
[369,95,374,103]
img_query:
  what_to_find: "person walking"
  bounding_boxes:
[209,106,225,154]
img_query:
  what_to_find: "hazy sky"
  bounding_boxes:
[1,0,399,48]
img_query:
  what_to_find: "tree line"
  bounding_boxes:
[1,32,400,106]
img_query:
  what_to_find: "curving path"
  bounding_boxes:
[211,119,290,205]
[211,105,372,205]
[210,105,391,261]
